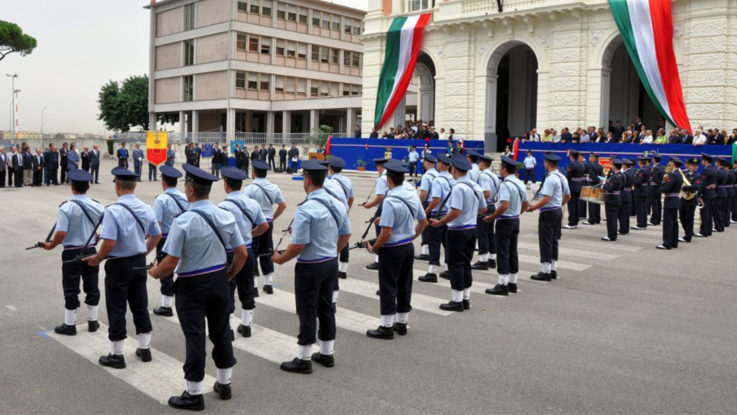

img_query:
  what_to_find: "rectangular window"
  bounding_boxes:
[183,39,194,66]
[237,1,247,12]
[298,43,307,59]
[343,87,350,96]
[260,74,270,91]
[247,72,258,90]
[248,36,259,52]
[320,81,329,97]
[183,3,195,30]
[275,76,284,92]
[299,8,308,24]
[354,85,362,96]
[352,52,360,67]
[286,77,295,93]
[311,45,319,61]
[261,37,271,54]
[250,0,260,14]
[322,14,330,28]
[345,19,352,34]
[312,11,320,27]
[320,46,328,63]
[287,5,297,21]
[235,71,246,88]
[286,41,296,58]
[262,0,272,16]
[329,82,338,96]
[331,48,339,64]
[344,51,351,66]
[183,75,193,101]
[310,82,319,97]
[277,3,286,19]
[297,78,306,94]
[332,15,340,31]
[276,39,285,56]
[353,23,361,35]
[236,33,247,50]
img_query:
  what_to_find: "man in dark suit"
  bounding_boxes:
[44,143,59,185]
[250,147,259,171]
[259,145,267,161]
[117,142,129,168]
[81,146,91,172]
[0,147,6,187]
[185,143,197,166]
[194,143,202,167]
[267,144,276,171]
[278,144,287,171]
[211,143,222,178]
[612,121,624,142]
[12,145,24,187]
[59,142,69,184]
[32,147,44,186]
[22,145,34,186]
[90,145,100,183]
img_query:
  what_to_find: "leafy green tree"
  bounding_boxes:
[0,21,37,62]
[98,75,178,132]
[307,125,332,147]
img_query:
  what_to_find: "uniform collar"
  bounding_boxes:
[227,191,243,198]
[118,194,136,201]
[164,187,180,194]
[308,188,327,199]
[72,194,90,201]
[253,177,268,184]
[191,200,212,209]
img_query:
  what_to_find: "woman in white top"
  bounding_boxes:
[640,130,654,144]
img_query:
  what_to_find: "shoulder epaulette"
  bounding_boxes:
[59,200,68,207]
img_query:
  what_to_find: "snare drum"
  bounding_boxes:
[591,187,606,205]
[581,186,594,200]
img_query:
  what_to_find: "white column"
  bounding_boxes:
[282,111,290,134]
[226,108,236,143]
[485,74,499,151]
[178,111,186,138]
[192,110,199,142]
[598,67,612,129]
[346,108,354,135]
[309,109,317,132]
[266,111,275,136]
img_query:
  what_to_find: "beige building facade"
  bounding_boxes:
[361,0,737,151]
[146,0,366,141]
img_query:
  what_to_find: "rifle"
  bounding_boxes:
[257,217,294,258]
[347,207,382,250]
[358,186,375,207]
[132,252,167,271]
[26,223,57,250]
[61,214,104,264]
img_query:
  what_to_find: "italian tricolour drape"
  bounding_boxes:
[374,13,432,130]
[609,0,691,132]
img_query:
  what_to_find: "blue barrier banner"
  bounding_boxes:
[201,143,214,158]
[329,138,485,172]
[517,142,733,178]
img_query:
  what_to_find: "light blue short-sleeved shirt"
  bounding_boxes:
[217,191,266,248]
[478,169,501,205]
[429,171,454,214]
[447,176,485,228]
[152,188,190,236]
[540,171,570,210]
[244,178,284,220]
[467,163,481,183]
[163,200,244,276]
[379,186,426,245]
[375,171,388,196]
[419,168,438,193]
[291,189,350,261]
[408,151,419,162]
[55,195,104,248]
[496,175,528,217]
[324,174,354,210]
[100,194,161,258]
[330,174,354,200]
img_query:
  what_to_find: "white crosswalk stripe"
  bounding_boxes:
[339,276,454,316]
[45,322,212,406]
[231,319,296,364]
[515,241,620,260]
[522,234,640,252]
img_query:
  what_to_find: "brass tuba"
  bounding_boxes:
[678,169,697,201]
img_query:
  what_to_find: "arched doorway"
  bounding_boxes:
[486,42,538,152]
[601,36,660,134]
[415,53,435,123]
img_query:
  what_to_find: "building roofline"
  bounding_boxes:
[145,0,366,16]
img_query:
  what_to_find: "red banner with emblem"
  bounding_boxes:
[146,131,167,167]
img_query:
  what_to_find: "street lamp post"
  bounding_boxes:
[41,107,47,137]
[6,74,18,139]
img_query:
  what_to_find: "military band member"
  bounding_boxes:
[366,160,427,338]
[583,152,603,225]
[419,154,453,283]
[678,158,702,242]
[601,159,624,242]
[219,167,268,338]
[149,164,246,410]
[696,153,717,237]
[483,156,528,295]
[362,158,388,270]
[657,157,684,250]
[564,150,585,229]
[715,157,730,231]
[729,161,737,224]
[44,169,104,335]
[527,153,571,281]
[82,167,161,369]
[472,154,499,270]
[152,165,190,317]
[633,156,651,230]
[432,155,486,309]
[415,153,438,261]
[619,159,635,235]
[324,156,354,281]
[273,160,351,374]
[649,153,665,226]
[245,159,287,294]
[578,153,589,222]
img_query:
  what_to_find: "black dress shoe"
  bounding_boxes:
[531,272,551,282]
[99,354,126,369]
[439,270,450,280]
[54,323,76,336]
[508,283,518,293]
[263,285,274,294]
[88,320,99,332]
[366,262,380,270]
[337,271,347,279]
[136,348,152,362]
[213,381,231,400]
[439,301,464,312]
[471,261,488,270]
[418,273,437,283]
[487,259,496,269]
[376,289,380,296]
[550,270,557,280]
[311,352,335,367]
[485,284,509,296]
[393,322,407,335]
[153,306,173,317]
[366,325,394,339]
[656,244,671,250]
[462,299,470,310]
[280,358,312,374]
[237,324,251,338]
[168,391,205,411]
[414,254,430,261]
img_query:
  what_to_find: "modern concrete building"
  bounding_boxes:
[361,0,737,151]
[145,0,365,141]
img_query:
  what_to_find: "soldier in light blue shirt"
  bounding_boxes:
[149,164,246,410]
[527,153,571,282]
[474,155,500,270]
[82,167,161,370]
[361,158,388,270]
[416,153,438,261]
[244,159,287,294]
[151,165,190,317]
[43,169,104,336]
[324,157,354,300]
[365,160,427,339]
[219,166,268,338]
[430,155,487,311]
[466,150,481,183]
[273,160,351,375]
[419,154,454,283]
[483,156,530,296]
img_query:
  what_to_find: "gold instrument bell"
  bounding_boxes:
[678,168,697,201]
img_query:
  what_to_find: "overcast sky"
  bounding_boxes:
[0,0,368,135]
